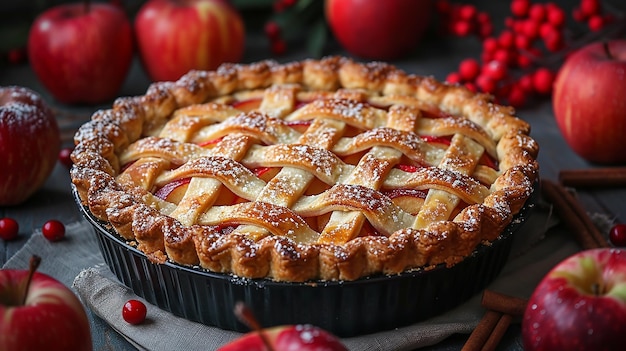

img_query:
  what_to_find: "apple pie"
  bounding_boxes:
[71,57,539,282]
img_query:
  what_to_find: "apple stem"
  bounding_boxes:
[234,302,275,351]
[85,0,91,13]
[604,41,614,60]
[592,282,601,296]
[20,255,42,306]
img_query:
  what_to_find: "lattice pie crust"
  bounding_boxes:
[71,57,539,282]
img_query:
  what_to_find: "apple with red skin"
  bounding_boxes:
[27,1,133,104]
[135,0,246,82]
[325,0,434,60]
[552,40,626,164]
[0,86,60,206]
[522,248,626,351]
[0,256,92,350]
[218,324,348,351]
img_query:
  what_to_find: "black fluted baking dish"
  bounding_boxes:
[73,183,536,337]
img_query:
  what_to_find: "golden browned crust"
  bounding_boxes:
[71,57,539,282]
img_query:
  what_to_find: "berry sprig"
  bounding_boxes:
[243,0,326,57]
[438,0,626,109]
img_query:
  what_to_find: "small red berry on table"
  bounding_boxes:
[0,218,19,241]
[42,220,65,242]
[123,299,147,324]
[609,224,626,247]
[58,147,74,168]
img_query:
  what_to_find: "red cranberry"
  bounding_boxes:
[483,60,508,81]
[0,218,19,241]
[528,3,547,22]
[459,58,481,81]
[518,74,535,93]
[515,34,531,50]
[482,37,499,53]
[452,20,473,36]
[580,0,601,18]
[547,6,566,27]
[123,299,147,325]
[507,84,527,108]
[522,19,540,39]
[510,0,531,18]
[532,68,555,95]
[498,30,515,49]
[609,224,626,247]
[459,4,477,21]
[543,30,565,52]
[58,147,73,168]
[587,15,605,31]
[464,82,478,92]
[446,72,462,84]
[493,48,513,65]
[42,220,65,242]
[264,21,281,40]
[476,75,497,94]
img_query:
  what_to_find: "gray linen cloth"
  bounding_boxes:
[2,206,578,351]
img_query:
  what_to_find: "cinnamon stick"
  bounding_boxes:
[559,167,626,188]
[463,290,530,351]
[481,290,527,317]
[541,179,608,249]
[462,310,502,351]
[481,314,513,351]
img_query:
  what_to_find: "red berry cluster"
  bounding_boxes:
[438,0,620,109]
[264,21,287,56]
[572,0,614,31]
[264,0,301,55]
[436,1,494,38]
[272,0,297,13]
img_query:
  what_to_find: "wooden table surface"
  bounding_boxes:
[2,1,625,349]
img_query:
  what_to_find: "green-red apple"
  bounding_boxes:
[0,256,92,350]
[217,324,348,351]
[522,248,626,351]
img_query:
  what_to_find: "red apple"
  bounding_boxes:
[325,0,434,60]
[218,302,347,351]
[217,324,348,351]
[552,40,626,164]
[0,256,92,350]
[27,1,134,104]
[0,86,60,206]
[134,0,246,82]
[522,248,626,351]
